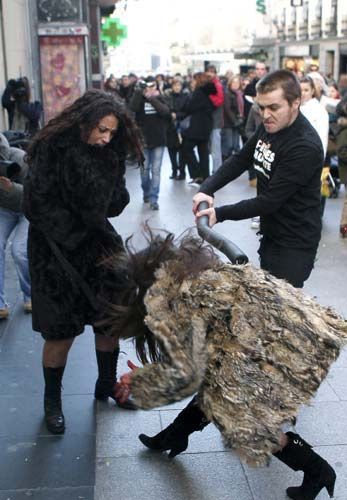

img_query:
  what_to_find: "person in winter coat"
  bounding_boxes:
[0,133,31,319]
[335,96,347,238]
[2,77,42,137]
[23,90,143,435]
[108,230,343,500]
[129,76,170,210]
[163,79,190,180]
[221,76,244,159]
[180,72,216,185]
[205,65,224,174]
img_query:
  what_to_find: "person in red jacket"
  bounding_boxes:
[205,65,224,173]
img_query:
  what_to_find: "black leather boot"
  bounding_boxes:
[43,366,65,434]
[138,395,210,457]
[273,432,336,499]
[94,349,137,410]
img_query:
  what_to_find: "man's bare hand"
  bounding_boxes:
[195,207,217,227]
[0,177,12,193]
[192,192,214,215]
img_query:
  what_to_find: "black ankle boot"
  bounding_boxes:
[94,349,137,410]
[138,396,209,457]
[274,432,336,499]
[43,366,65,434]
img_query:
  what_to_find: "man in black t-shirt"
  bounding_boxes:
[193,69,324,288]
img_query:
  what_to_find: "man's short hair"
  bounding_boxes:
[256,69,301,104]
[206,64,217,74]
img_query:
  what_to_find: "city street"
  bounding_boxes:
[1,152,347,499]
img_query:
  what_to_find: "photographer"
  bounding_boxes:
[0,132,31,319]
[2,77,42,137]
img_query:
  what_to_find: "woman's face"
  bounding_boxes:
[172,81,182,93]
[230,78,240,91]
[190,78,197,90]
[87,114,119,146]
[328,85,339,99]
[300,82,314,104]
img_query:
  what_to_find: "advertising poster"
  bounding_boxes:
[39,36,86,123]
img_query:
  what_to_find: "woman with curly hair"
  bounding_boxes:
[23,90,143,434]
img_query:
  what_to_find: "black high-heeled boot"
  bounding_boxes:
[273,431,336,499]
[94,348,137,410]
[43,366,65,434]
[138,396,209,457]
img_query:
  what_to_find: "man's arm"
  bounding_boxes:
[214,144,322,222]
[199,133,258,196]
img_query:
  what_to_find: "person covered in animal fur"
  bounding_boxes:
[23,90,144,435]
[109,230,347,500]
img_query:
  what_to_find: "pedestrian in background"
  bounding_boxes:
[130,76,170,210]
[23,90,143,434]
[221,76,244,159]
[0,132,31,319]
[205,65,224,173]
[164,78,190,180]
[2,76,42,137]
[180,72,216,185]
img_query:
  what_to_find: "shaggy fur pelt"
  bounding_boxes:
[130,261,347,466]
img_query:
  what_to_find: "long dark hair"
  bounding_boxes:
[106,226,222,364]
[27,89,143,163]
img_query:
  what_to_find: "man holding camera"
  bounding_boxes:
[129,76,170,210]
[2,77,42,137]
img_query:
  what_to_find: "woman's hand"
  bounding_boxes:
[114,360,138,403]
[195,207,217,228]
[0,177,13,193]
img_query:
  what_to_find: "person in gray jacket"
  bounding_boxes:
[0,133,31,318]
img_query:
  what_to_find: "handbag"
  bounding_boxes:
[178,115,191,133]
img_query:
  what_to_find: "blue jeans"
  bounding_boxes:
[0,209,31,308]
[221,128,241,157]
[209,128,222,174]
[141,147,165,204]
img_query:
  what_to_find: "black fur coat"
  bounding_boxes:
[23,132,130,339]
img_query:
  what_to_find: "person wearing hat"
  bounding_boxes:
[129,76,170,210]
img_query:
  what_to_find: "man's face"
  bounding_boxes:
[122,76,130,87]
[256,88,300,134]
[255,63,267,80]
[206,69,216,80]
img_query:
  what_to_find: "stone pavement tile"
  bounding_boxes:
[96,407,161,458]
[0,486,94,500]
[312,379,339,402]
[0,394,96,438]
[296,401,347,446]
[95,452,253,500]
[244,444,347,500]
[160,409,226,454]
[326,367,347,401]
[0,434,95,490]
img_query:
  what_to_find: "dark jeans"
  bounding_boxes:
[181,137,209,180]
[258,237,317,289]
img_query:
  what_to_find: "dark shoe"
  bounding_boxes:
[175,174,186,181]
[43,366,65,434]
[169,171,177,179]
[150,202,159,210]
[143,196,150,203]
[138,396,209,457]
[139,427,189,458]
[94,349,137,410]
[274,432,336,500]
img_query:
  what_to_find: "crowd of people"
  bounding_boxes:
[103,64,347,237]
[0,64,347,500]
